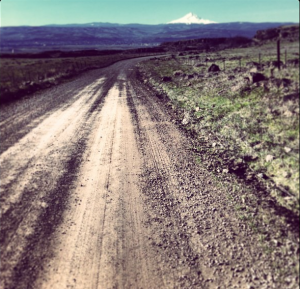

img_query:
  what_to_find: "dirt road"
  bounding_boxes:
[1,58,298,289]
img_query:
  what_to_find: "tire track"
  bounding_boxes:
[0,76,109,289]
[1,56,159,289]
[127,69,299,289]
[127,82,207,288]
[0,75,105,155]
[35,81,163,289]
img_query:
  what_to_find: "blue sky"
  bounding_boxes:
[0,0,299,26]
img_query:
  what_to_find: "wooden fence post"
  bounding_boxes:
[277,40,281,70]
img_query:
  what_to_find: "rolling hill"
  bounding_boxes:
[0,21,296,52]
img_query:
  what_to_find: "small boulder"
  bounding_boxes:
[208,64,220,72]
[162,76,172,82]
[250,72,267,83]
[269,60,284,68]
[283,92,298,102]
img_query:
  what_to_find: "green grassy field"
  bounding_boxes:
[138,40,299,213]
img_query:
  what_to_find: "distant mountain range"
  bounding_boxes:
[0,15,296,52]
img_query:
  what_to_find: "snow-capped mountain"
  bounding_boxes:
[168,12,217,25]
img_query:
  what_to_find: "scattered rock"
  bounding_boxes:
[162,76,172,82]
[173,70,184,77]
[284,147,292,153]
[208,64,220,72]
[281,78,292,87]
[249,72,267,83]
[282,171,292,178]
[249,67,258,73]
[265,155,274,162]
[182,112,191,125]
[283,110,293,117]
[234,158,243,165]
[184,74,194,80]
[283,92,299,102]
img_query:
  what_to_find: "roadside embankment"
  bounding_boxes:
[137,40,299,215]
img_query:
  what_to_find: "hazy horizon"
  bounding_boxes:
[0,0,299,27]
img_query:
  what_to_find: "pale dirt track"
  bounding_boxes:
[1,58,296,289]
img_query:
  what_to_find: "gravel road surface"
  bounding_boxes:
[1,57,298,289]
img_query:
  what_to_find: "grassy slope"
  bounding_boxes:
[0,53,156,103]
[138,40,299,214]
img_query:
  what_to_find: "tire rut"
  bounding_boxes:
[35,81,163,289]
[0,74,111,289]
[126,69,296,289]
